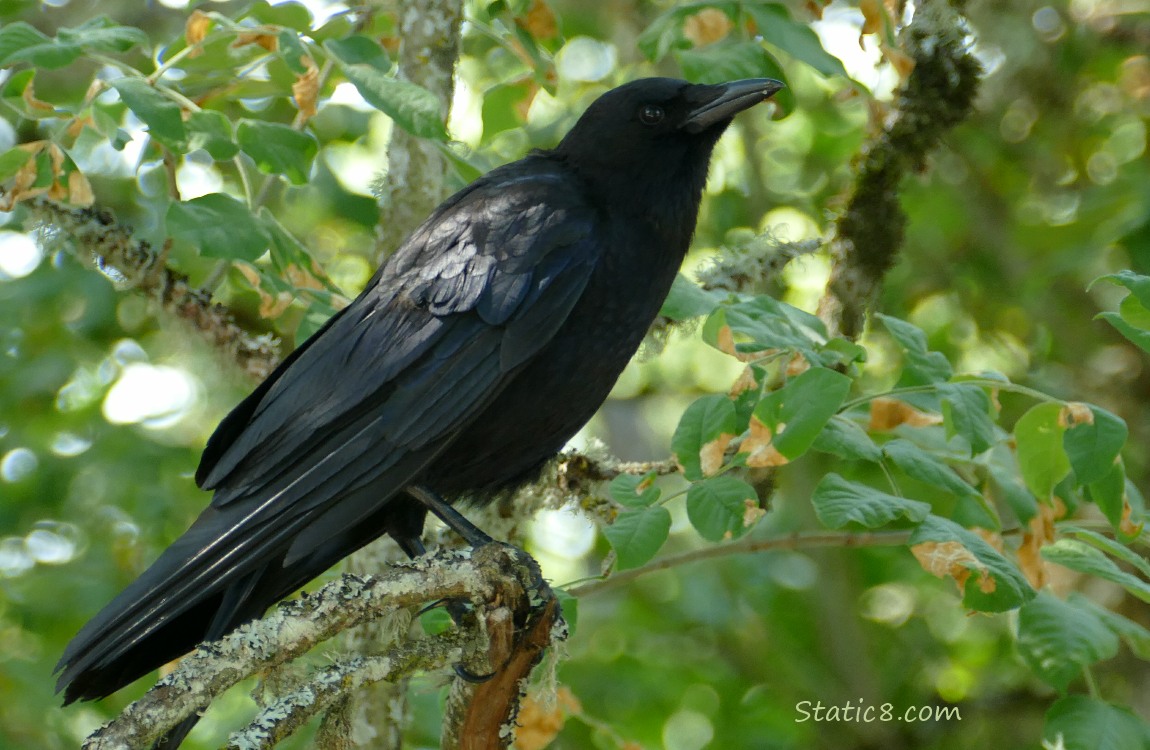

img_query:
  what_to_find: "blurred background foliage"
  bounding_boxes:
[0,0,1148,748]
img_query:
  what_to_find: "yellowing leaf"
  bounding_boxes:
[185,9,212,53]
[232,31,278,52]
[859,0,884,36]
[882,45,916,80]
[869,397,942,430]
[67,169,94,206]
[684,8,733,47]
[739,416,788,468]
[912,540,997,594]
[1059,401,1094,428]
[743,499,766,527]
[292,56,320,121]
[699,432,733,476]
[517,0,559,40]
[728,365,758,397]
[514,688,567,750]
[1018,503,1058,589]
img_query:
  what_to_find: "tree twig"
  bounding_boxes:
[566,529,914,598]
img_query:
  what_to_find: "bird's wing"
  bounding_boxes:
[57,167,600,695]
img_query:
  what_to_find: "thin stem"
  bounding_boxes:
[566,529,912,598]
[840,378,1062,413]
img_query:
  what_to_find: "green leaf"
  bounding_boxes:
[876,314,953,385]
[745,3,849,78]
[1041,539,1150,603]
[1016,591,1119,692]
[938,382,996,455]
[671,394,738,480]
[1043,695,1150,750]
[1013,402,1071,499]
[57,16,148,55]
[608,473,661,509]
[603,507,671,570]
[1064,526,1150,578]
[751,367,851,461]
[186,110,238,160]
[703,294,836,366]
[1087,461,1130,532]
[811,415,882,462]
[112,78,187,149]
[1063,404,1127,486]
[166,193,270,262]
[987,460,1039,524]
[811,473,931,529]
[1092,270,1150,311]
[1068,592,1150,660]
[660,274,727,321]
[276,29,311,74]
[325,38,445,139]
[0,22,81,69]
[1097,311,1150,354]
[0,148,31,182]
[686,475,760,542]
[1119,293,1150,330]
[882,439,982,501]
[324,36,390,70]
[236,120,317,184]
[910,515,1035,612]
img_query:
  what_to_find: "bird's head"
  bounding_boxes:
[554,77,784,223]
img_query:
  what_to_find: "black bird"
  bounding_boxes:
[56,76,782,733]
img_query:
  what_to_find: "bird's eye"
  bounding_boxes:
[638,104,665,125]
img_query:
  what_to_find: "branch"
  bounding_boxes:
[228,631,471,749]
[818,0,983,339]
[82,545,558,749]
[566,529,913,598]
[28,199,282,379]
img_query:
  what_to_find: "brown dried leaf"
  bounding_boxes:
[517,0,558,40]
[185,9,212,53]
[743,498,766,528]
[740,417,788,468]
[869,397,942,430]
[684,8,733,47]
[912,540,996,594]
[700,432,734,476]
[859,0,884,36]
[232,32,278,52]
[1017,504,1058,588]
[728,366,759,397]
[22,78,55,113]
[804,0,830,21]
[1121,501,1144,537]
[515,689,568,750]
[291,56,320,121]
[68,169,94,207]
[882,45,916,80]
[785,352,810,377]
[1058,402,1093,428]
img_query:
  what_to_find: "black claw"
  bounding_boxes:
[453,663,496,683]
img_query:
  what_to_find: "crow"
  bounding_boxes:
[56,76,782,741]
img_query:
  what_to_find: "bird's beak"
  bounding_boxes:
[681,78,785,134]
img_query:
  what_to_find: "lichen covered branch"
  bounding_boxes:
[28,199,282,379]
[82,546,557,749]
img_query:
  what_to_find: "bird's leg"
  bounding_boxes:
[405,485,494,548]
